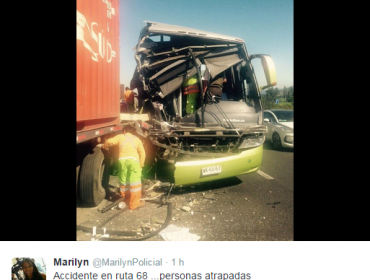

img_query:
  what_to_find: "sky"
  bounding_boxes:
[119,0,293,89]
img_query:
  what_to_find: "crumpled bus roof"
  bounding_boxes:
[133,21,250,98]
[142,21,245,43]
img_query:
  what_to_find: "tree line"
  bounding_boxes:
[261,86,294,110]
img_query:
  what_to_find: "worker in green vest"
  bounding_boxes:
[182,74,200,114]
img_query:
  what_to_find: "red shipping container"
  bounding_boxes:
[76,0,120,133]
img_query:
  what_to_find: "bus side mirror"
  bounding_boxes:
[250,54,277,90]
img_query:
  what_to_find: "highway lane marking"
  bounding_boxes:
[257,170,274,179]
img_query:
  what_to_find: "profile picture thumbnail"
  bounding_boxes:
[12,258,46,280]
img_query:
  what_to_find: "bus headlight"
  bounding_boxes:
[238,135,265,149]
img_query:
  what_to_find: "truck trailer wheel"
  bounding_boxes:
[78,146,111,207]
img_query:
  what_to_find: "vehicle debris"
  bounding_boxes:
[159,224,200,241]
[181,206,191,212]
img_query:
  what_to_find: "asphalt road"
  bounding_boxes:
[76,142,293,241]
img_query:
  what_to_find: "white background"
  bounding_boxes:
[2,241,369,280]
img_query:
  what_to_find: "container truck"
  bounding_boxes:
[76,0,122,206]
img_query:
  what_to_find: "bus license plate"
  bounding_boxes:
[202,165,221,176]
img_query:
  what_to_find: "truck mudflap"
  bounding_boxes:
[173,145,263,186]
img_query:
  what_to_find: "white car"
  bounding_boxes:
[263,109,294,149]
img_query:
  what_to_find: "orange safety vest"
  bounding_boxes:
[103,132,146,167]
[124,90,134,103]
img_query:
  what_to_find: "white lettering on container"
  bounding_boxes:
[76,9,115,63]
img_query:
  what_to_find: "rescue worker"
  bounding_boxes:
[123,87,135,113]
[208,72,227,102]
[182,74,200,114]
[102,124,146,210]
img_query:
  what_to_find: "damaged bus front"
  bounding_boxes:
[127,21,277,187]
